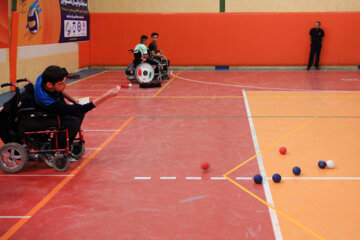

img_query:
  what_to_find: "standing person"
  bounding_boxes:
[307,21,325,70]
[148,32,170,79]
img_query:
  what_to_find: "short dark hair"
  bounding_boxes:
[316,21,321,25]
[151,32,159,37]
[140,35,148,43]
[42,65,68,87]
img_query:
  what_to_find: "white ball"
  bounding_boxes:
[128,83,132,87]
[326,160,335,168]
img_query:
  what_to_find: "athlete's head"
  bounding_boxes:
[151,32,159,43]
[42,65,68,92]
[140,35,148,44]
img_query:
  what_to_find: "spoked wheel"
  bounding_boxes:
[71,140,85,159]
[0,143,28,173]
[53,154,69,172]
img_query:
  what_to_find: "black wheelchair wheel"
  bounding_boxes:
[71,140,85,159]
[44,154,54,168]
[0,142,28,173]
[53,154,69,172]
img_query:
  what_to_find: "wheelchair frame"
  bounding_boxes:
[0,79,85,173]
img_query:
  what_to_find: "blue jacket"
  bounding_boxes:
[34,74,60,109]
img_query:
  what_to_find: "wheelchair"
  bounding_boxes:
[125,49,169,87]
[0,79,86,173]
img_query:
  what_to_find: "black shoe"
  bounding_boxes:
[306,67,310,71]
[162,74,170,80]
[315,66,320,70]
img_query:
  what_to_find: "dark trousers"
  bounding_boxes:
[308,44,322,68]
[58,113,85,149]
[152,57,170,73]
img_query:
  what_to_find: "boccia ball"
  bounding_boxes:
[326,160,335,169]
[318,160,327,169]
[272,173,281,183]
[254,174,263,184]
[279,147,287,155]
[292,166,301,175]
[201,161,210,170]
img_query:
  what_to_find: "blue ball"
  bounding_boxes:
[254,174,263,184]
[272,173,281,183]
[292,166,301,175]
[318,160,327,169]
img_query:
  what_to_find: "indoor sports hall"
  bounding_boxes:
[0,1,359,239]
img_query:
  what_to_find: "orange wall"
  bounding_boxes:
[87,12,360,66]
[79,41,90,68]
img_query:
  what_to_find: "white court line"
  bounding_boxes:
[83,130,120,132]
[170,71,305,91]
[170,71,360,92]
[279,177,360,180]
[243,89,283,240]
[0,175,74,177]
[67,89,158,92]
[235,177,252,180]
[210,177,226,180]
[185,177,202,180]
[134,177,151,180]
[160,177,176,180]
[0,216,31,219]
[86,147,102,150]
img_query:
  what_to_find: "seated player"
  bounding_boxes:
[148,32,170,79]
[34,65,120,162]
[134,35,150,60]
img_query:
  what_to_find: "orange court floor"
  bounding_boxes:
[0,69,359,240]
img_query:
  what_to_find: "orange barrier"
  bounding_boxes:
[86,12,360,66]
[10,12,19,90]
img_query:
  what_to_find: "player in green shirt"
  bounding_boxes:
[134,35,149,59]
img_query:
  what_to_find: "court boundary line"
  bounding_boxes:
[222,99,325,238]
[170,71,360,92]
[223,117,316,176]
[0,116,134,240]
[67,70,108,86]
[152,71,182,97]
[223,176,325,240]
[241,89,283,240]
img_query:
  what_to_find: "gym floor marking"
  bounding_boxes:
[2,70,359,239]
[0,116,135,240]
[242,89,283,240]
[223,117,316,177]
[152,71,182,97]
[224,176,326,240]
[67,70,108,86]
[133,176,360,181]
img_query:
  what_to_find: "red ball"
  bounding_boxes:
[201,161,210,170]
[279,147,287,155]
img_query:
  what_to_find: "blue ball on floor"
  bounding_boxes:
[254,174,263,184]
[272,173,281,183]
[292,166,301,175]
[318,160,327,169]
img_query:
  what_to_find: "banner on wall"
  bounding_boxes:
[17,0,89,46]
[0,0,9,48]
[59,0,89,42]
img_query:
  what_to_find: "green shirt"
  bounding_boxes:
[134,43,148,55]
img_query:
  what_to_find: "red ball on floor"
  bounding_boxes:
[279,147,287,155]
[201,161,210,170]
